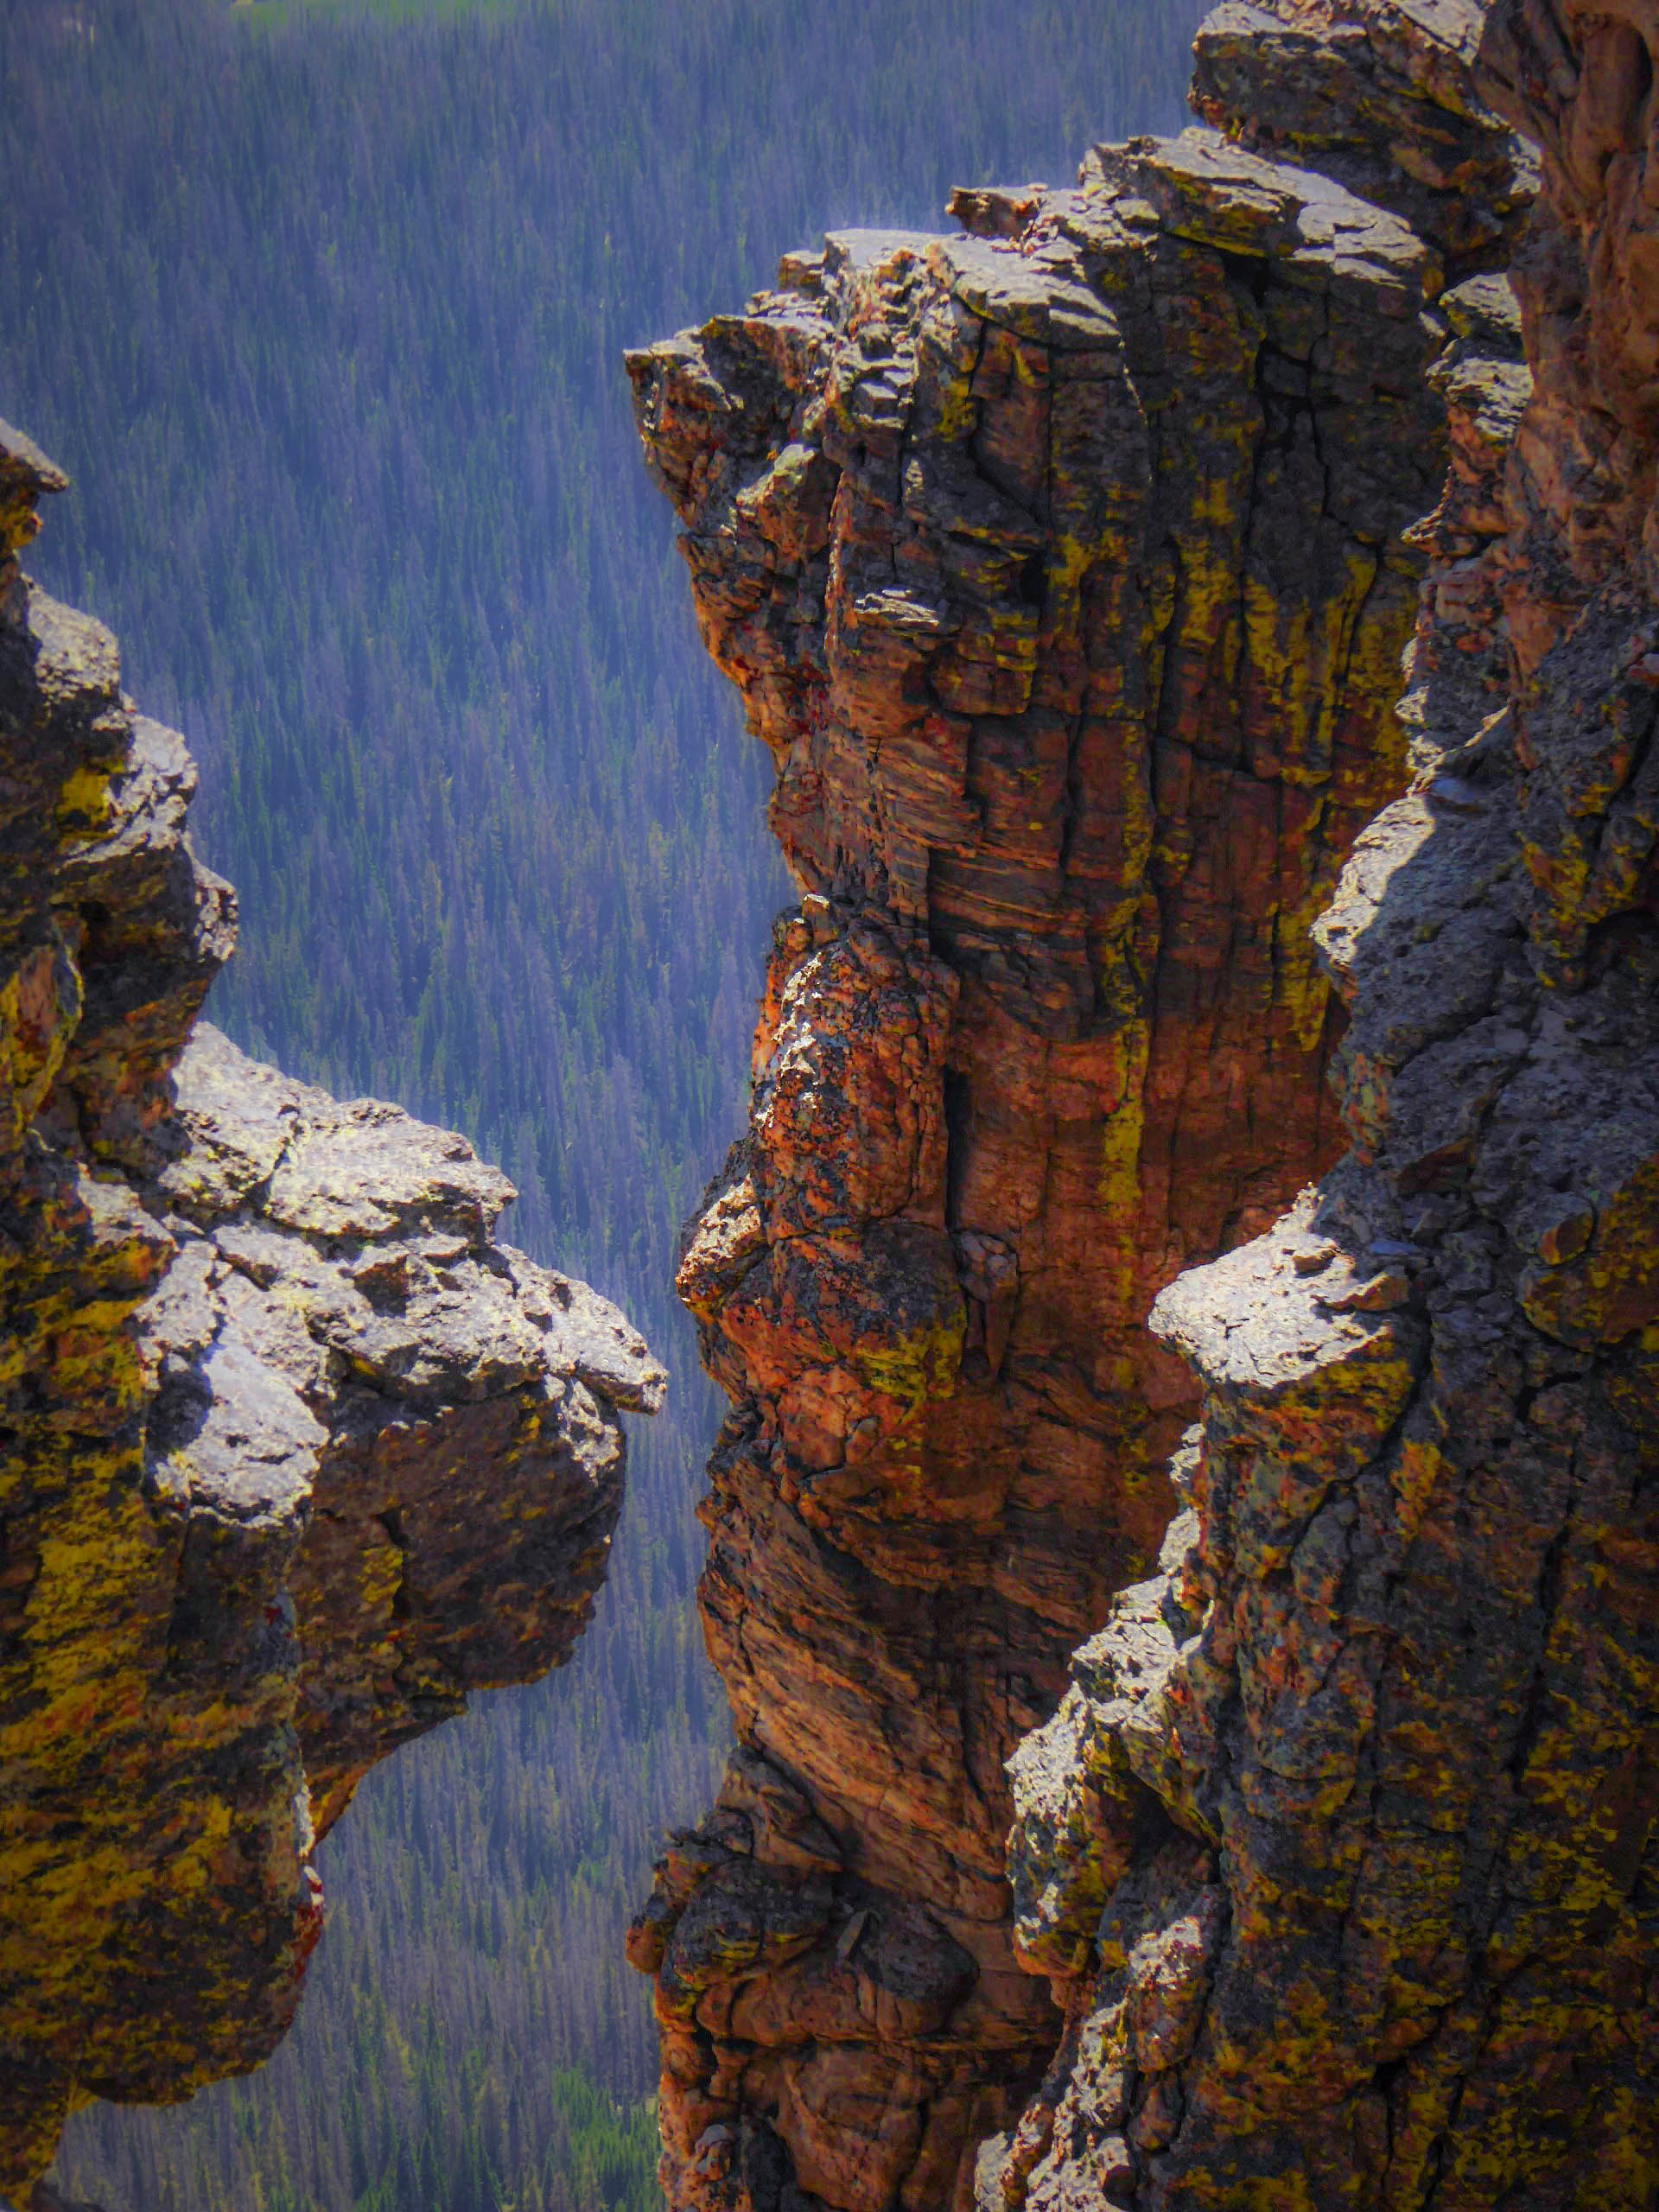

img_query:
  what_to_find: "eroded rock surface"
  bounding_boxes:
[624,20,1525,2205]
[995,3,1659,2204]
[0,427,663,2200]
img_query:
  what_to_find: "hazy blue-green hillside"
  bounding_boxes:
[1,1,1208,2203]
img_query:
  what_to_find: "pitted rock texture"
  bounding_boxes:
[995,3,1659,2205]
[1189,0,1536,270]
[0,427,663,2202]
[621,29,1513,2207]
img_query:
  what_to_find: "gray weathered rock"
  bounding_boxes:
[993,2,1659,2202]
[0,423,662,2199]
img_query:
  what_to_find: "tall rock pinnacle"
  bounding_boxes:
[623,8,1537,2204]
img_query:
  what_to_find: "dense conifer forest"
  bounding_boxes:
[2,1,1206,2203]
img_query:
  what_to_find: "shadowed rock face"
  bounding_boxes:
[993,3,1659,2206]
[622,17,1528,2207]
[0,428,664,2202]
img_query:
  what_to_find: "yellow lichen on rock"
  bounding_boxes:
[0,420,665,2201]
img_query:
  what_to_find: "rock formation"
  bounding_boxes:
[0,425,663,2203]
[622,10,1544,2206]
[993,2,1659,2202]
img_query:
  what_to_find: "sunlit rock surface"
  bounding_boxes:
[0,424,663,2202]
[620,10,1533,2201]
[992,1,1659,2203]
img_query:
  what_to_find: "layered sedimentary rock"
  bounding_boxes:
[0,428,663,2201]
[624,21,1530,2204]
[995,3,1659,2204]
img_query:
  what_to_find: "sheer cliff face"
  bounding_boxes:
[623,20,1531,2208]
[991,4,1659,2207]
[0,431,663,2202]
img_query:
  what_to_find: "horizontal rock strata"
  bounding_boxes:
[0,426,663,2201]
[623,20,1524,2204]
[995,0,1659,2204]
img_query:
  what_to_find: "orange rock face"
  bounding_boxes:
[989,3,1659,2203]
[624,34,1526,2203]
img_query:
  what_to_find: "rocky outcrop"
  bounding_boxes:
[623,17,1534,2205]
[0,427,663,2202]
[1187,0,1535,270]
[993,2,1659,2205]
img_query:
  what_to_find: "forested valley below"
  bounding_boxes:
[2,2,1205,2204]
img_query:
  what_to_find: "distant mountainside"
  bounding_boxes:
[0,2,1208,2207]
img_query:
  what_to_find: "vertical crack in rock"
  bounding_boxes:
[626,16,1530,2204]
[0,427,664,2202]
[993,3,1659,2205]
